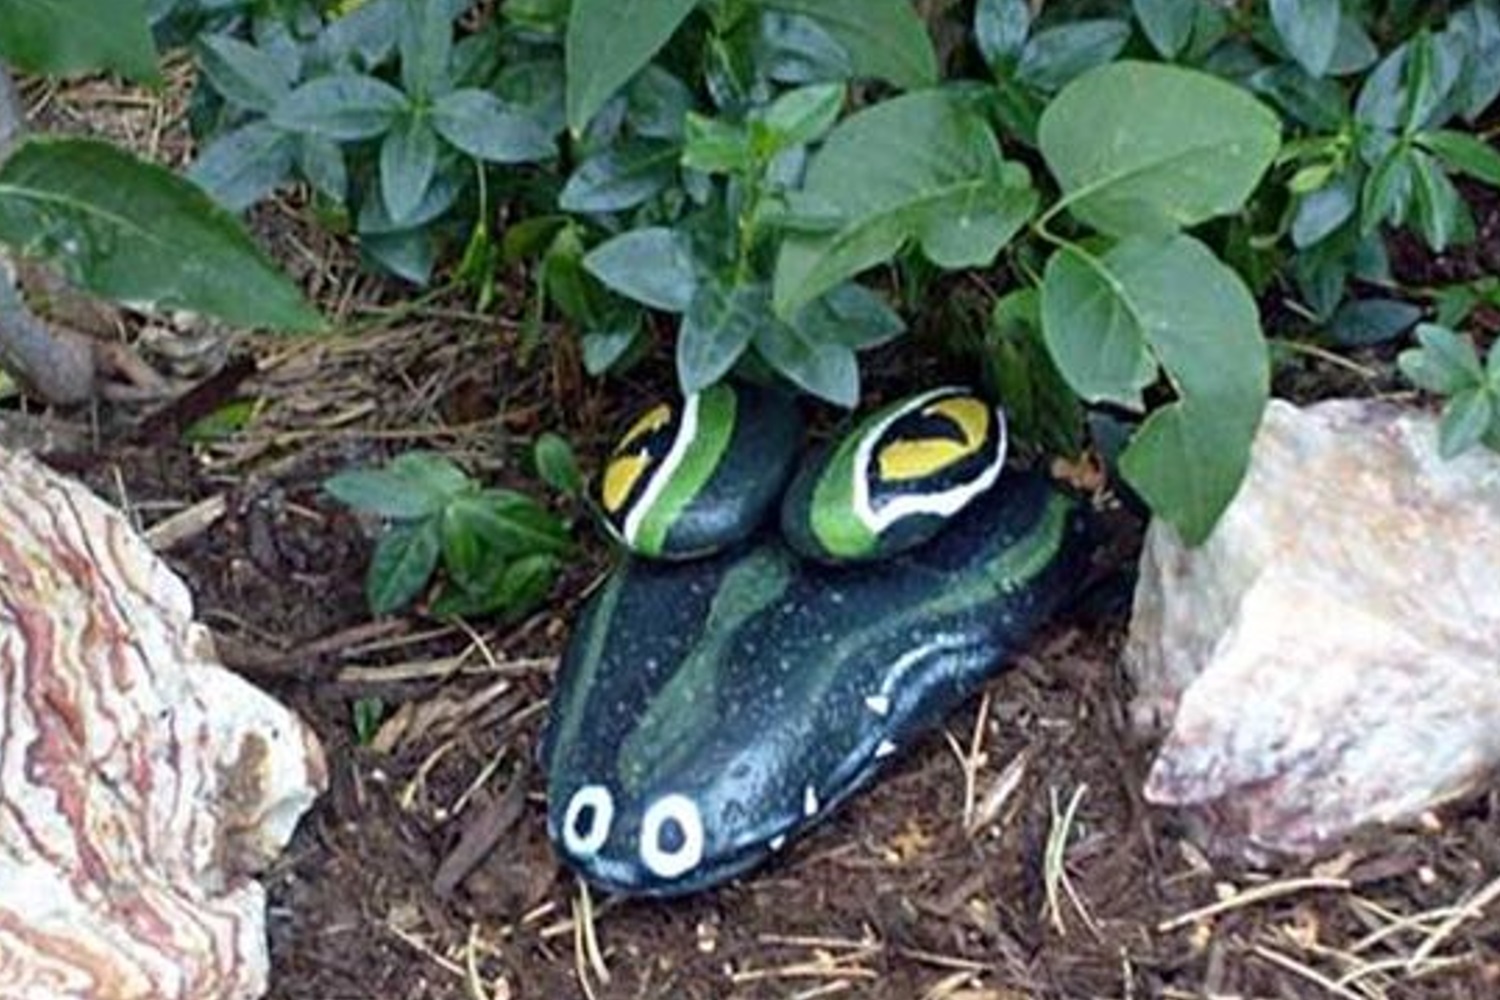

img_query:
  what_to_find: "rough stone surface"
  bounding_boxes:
[1127,398,1500,858]
[0,447,325,1000]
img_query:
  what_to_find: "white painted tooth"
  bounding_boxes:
[864,694,890,716]
[803,785,819,817]
[769,835,787,852]
[876,739,897,759]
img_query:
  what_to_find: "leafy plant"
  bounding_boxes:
[187,0,562,284]
[1399,324,1500,458]
[324,451,573,617]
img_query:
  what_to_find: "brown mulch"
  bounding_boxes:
[12,62,1500,1000]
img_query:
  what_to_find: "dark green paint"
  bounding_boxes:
[543,472,1087,896]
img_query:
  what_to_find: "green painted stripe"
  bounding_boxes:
[809,415,880,559]
[616,547,796,793]
[636,385,737,556]
[549,568,626,770]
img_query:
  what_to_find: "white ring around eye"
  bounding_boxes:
[562,785,614,857]
[640,794,705,879]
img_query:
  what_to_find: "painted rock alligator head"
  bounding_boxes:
[540,472,1088,896]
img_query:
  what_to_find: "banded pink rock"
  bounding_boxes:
[0,446,324,1000]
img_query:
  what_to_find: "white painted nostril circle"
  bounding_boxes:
[640,794,704,879]
[563,785,614,857]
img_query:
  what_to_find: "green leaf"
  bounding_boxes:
[1409,147,1464,251]
[325,451,473,520]
[1361,146,1415,232]
[351,696,385,745]
[757,308,859,407]
[1041,235,1268,545]
[627,65,695,140]
[564,0,699,134]
[755,0,938,91]
[677,280,763,391]
[470,489,573,555]
[762,83,845,150]
[187,121,297,213]
[1038,61,1281,238]
[1439,389,1493,458]
[583,227,698,312]
[431,88,557,163]
[1016,19,1130,91]
[792,283,904,350]
[1398,323,1484,394]
[1270,0,1340,77]
[0,0,158,82]
[534,432,585,497]
[367,519,441,615]
[195,34,291,113]
[1291,171,1359,248]
[682,114,753,174]
[558,140,678,214]
[380,114,439,224]
[975,0,1030,71]
[774,90,1036,315]
[397,0,454,99]
[0,137,322,331]
[272,74,408,141]
[1132,0,1196,59]
[1418,129,1500,187]
[1328,298,1421,347]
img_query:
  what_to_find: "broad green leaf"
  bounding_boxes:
[558,140,678,214]
[470,489,573,555]
[272,74,407,140]
[1361,147,1416,232]
[1132,0,1196,59]
[1398,323,1484,394]
[1042,235,1267,545]
[188,121,297,212]
[1040,62,1280,239]
[397,0,454,99]
[774,90,1036,315]
[196,34,291,113]
[755,10,854,85]
[325,451,472,519]
[534,432,584,497]
[793,283,904,350]
[627,65,695,140]
[565,0,699,134]
[1248,64,1348,132]
[756,310,859,407]
[367,519,441,614]
[432,89,556,162]
[1016,19,1130,91]
[677,281,764,391]
[1270,0,1340,77]
[1291,171,1359,248]
[0,0,158,82]
[380,114,439,223]
[761,83,845,150]
[0,137,321,331]
[1439,389,1493,458]
[1328,298,1421,347]
[298,136,348,203]
[756,0,937,91]
[1418,129,1500,186]
[975,0,1030,70]
[583,227,698,312]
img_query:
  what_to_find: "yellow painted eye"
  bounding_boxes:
[617,404,672,453]
[925,396,990,447]
[602,453,652,513]
[876,439,973,481]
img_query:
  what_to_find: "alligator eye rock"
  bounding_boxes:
[542,385,1089,896]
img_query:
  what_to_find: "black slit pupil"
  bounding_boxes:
[573,804,596,838]
[658,817,686,853]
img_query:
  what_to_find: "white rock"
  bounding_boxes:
[0,447,325,999]
[1127,398,1500,857]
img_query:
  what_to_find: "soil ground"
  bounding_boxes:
[13,61,1500,1000]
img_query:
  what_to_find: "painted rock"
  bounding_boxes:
[780,386,1007,563]
[543,472,1086,896]
[598,382,802,559]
